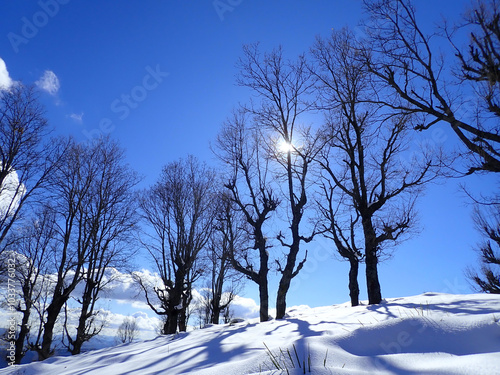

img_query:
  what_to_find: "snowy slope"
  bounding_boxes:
[1,293,499,375]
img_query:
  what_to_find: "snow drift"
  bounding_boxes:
[1,293,499,374]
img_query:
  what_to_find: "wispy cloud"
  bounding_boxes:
[36,70,60,95]
[69,112,84,123]
[0,58,13,91]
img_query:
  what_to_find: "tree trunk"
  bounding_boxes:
[365,250,381,304]
[211,302,221,325]
[258,272,269,322]
[275,265,295,319]
[210,278,223,324]
[210,258,225,325]
[69,294,92,355]
[166,272,185,334]
[70,326,85,355]
[348,257,360,307]
[258,241,270,321]
[39,301,62,360]
[276,238,301,319]
[276,153,308,320]
[179,280,193,332]
[166,309,179,334]
[231,230,271,322]
[14,303,31,364]
[167,269,184,333]
[362,217,382,305]
[275,252,297,319]
[275,277,290,320]
[178,309,187,332]
[162,316,170,335]
[40,268,84,357]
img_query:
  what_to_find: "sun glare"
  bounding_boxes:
[278,140,294,153]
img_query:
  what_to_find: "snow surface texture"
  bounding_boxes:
[1,293,499,375]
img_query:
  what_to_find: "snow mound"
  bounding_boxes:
[337,316,500,356]
[0,293,499,375]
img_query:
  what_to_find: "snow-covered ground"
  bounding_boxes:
[1,293,499,375]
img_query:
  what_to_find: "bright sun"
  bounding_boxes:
[278,139,294,153]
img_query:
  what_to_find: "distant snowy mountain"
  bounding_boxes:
[1,293,499,375]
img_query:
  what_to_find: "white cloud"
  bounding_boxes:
[0,58,13,91]
[69,112,84,123]
[0,168,25,220]
[36,70,60,95]
[230,296,261,320]
[1,265,262,347]
[97,309,160,340]
[102,268,147,302]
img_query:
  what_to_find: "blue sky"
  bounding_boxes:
[0,0,491,318]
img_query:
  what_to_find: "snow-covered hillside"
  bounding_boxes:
[1,293,499,375]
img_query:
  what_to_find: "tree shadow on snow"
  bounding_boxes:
[121,322,260,374]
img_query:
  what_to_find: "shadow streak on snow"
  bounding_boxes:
[286,318,324,340]
[283,296,500,375]
[334,295,500,359]
[373,295,500,318]
[47,324,260,375]
[120,323,260,375]
[336,316,500,357]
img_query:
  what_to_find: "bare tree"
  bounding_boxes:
[194,286,212,328]
[362,0,500,297]
[136,156,215,334]
[237,44,323,319]
[466,205,500,293]
[456,0,500,106]
[362,0,500,174]
[0,205,56,364]
[63,138,140,355]
[0,84,61,253]
[115,316,139,344]
[36,139,94,360]
[312,28,439,305]
[316,181,363,306]
[34,137,135,359]
[214,110,279,322]
[205,192,244,324]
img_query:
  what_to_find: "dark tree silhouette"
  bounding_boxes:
[204,193,243,325]
[467,206,500,294]
[312,29,439,305]
[316,181,363,306]
[37,139,97,360]
[455,0,500,125]
[36,137,137,359]
[64,138,139,355]
[0,206,56,364]
[136,156,215,334]
[115,317,139,344]
[237,44,322,319]
[362,0,500,174]
[214,110,278,322]
[0,84,61,253]
[363,0,500,296]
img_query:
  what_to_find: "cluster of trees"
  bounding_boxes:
[0,0,498,364]
[0,85,140,363]
[115,316,139,344]
[360,0,500,294]
[132,0,500,335]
